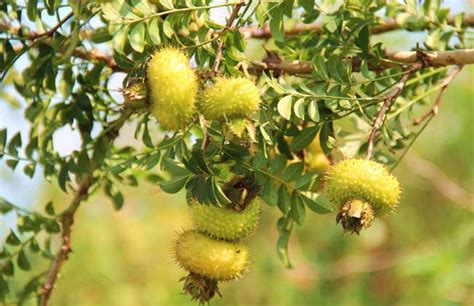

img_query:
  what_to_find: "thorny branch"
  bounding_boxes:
[413,65,464,125]
[39,110,133,306]
[366,60,425,160]
[241,12,474,39]
[249,49,474,75]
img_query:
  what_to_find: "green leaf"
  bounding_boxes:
[290,125,319,151]
[0,128,6,153]
[148,18,161,45]
[112,191,124,210]
[313,56,329,80]
[290,192,306,225]
[113,26,129,52]
[328,55,349,83]
[300,0,315,11]
[6,231,21,246]
[159,175,190,194]
[142,123,154,148]
[23,163,36,178]
[44,221,60,234]
[129,23,146,53]
[356,24,370,54]
[2,260,14,276]
[294,172,318,191]
[212,179,232,206]
[162,159,190,177]
[29,239,40,253]
[184,150,213,175]
[277,185,291,214]
[222,142,249,159]
[277,227,293,269]
[322,15,338,33]
[269,154,287,175]
[308,100,320,122]
[45,201,55,216]
[301,192,333,214]
[6,159,19,171]
[27,0,38,21]
[114,52,134,70]
[90,27,113,43]
[160,0,175,9]
[283,162,304,182]
[7,132,22,156]
[262,179,278,206]
[57,163,69,192]
[277,95,292,120]
[293,98,306,119]
[270,7,285,42]
[162,18,174,38]
[17,250,31,271]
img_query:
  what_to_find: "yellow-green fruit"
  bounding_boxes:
[325,159,400,216]
[306,152,331,174]
[174,230,249,281]
[199,77,261,121]
[305,135,331,174]
[147,48,197,131]
[190,199,261,241]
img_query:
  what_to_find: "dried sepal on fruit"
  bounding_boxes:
[199,77,261,121]
[325,159,401,233]
[180,272,221,305]
[122,82,147,111]
[146,48,198,131]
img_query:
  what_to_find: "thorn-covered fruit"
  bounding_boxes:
[325,159,401,233]
[199,77,261,121]
[147,48,197,131]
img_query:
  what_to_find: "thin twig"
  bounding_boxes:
[413,65,463,125]
[39,110,133,306]
[29,11,74,40]
[3,11,74,41]
[366,61,425,160]
[209,1,245,78]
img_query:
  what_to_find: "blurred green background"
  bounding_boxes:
[1,4,474,306]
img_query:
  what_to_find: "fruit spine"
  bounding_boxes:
[325,159,401,233]
[146,48,197,131]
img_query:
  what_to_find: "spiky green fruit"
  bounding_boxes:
[199,77,261,121]
[147,48,197,131]
[190,198,261,241]
[174,230,249,281]
[325,159,400,216]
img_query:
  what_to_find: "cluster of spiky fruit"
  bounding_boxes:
[145,48,261,132]
[324,159,401,234]
[173,177,261,304]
